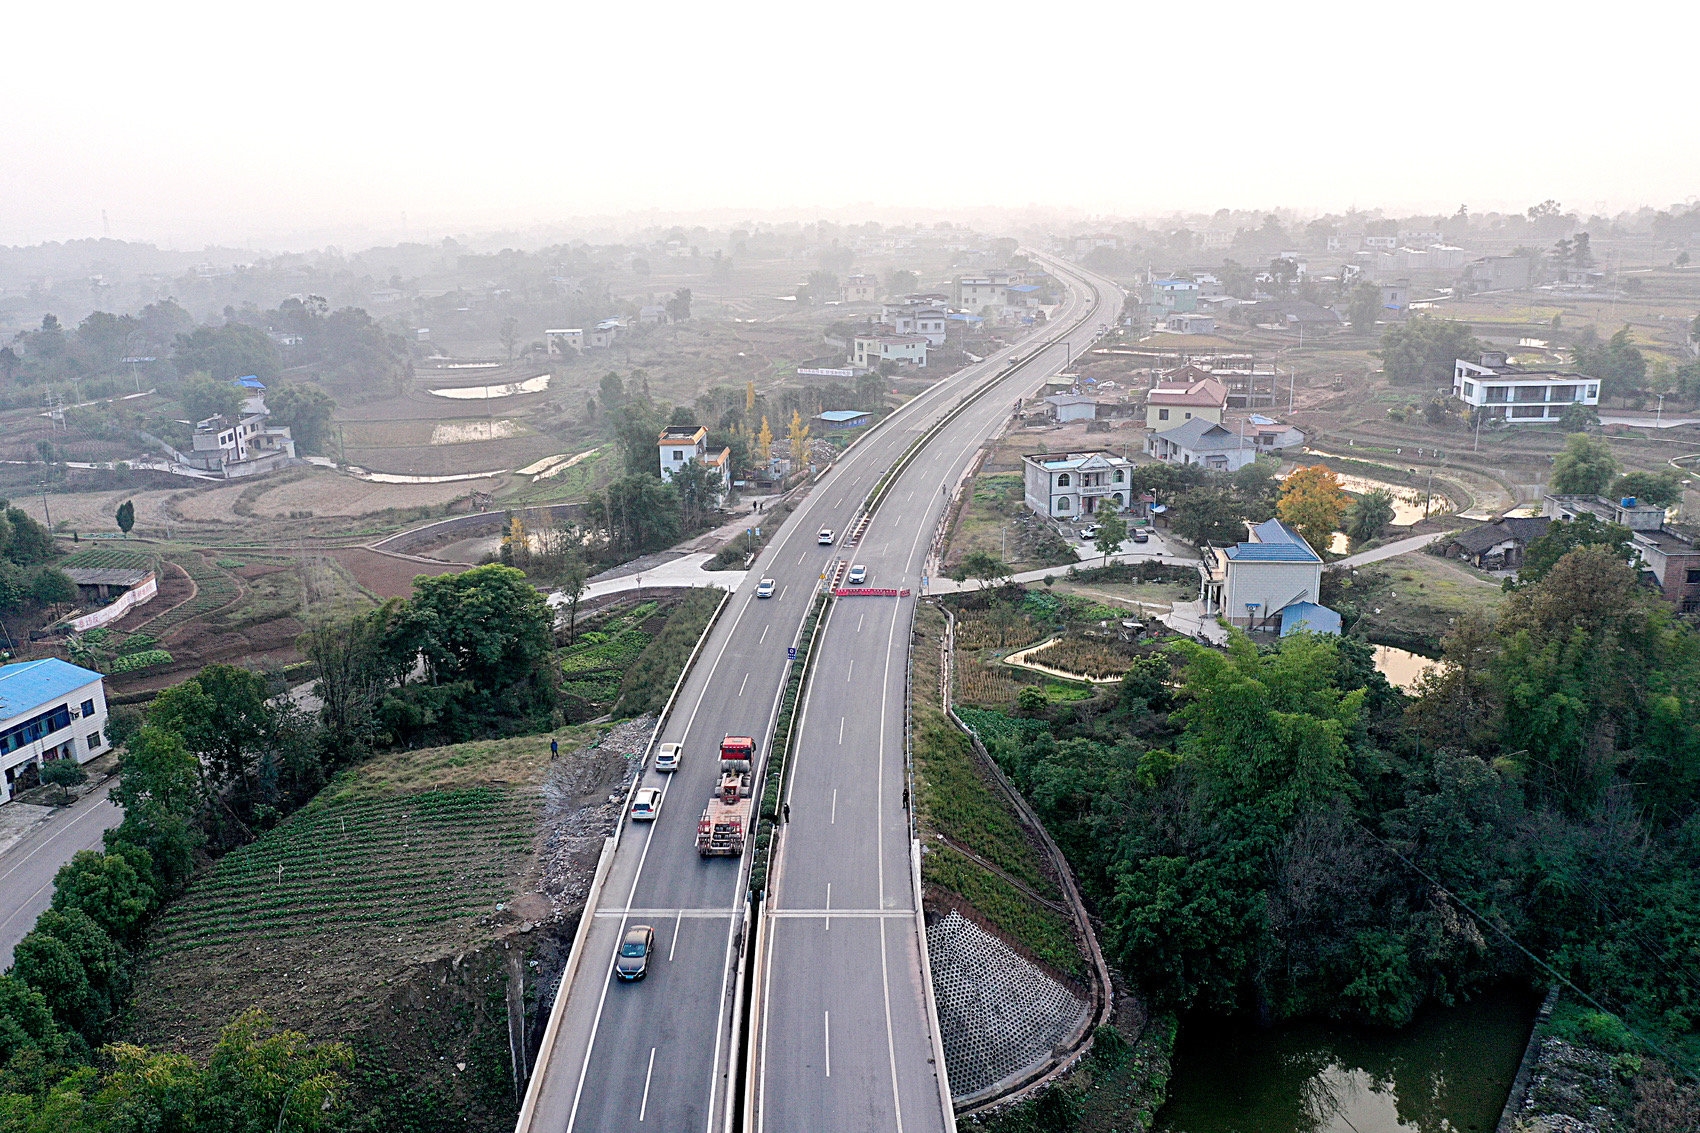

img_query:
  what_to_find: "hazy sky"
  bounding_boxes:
[5,1,1697,249]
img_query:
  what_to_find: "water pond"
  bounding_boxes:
[1155,988,1537,1133]
[1372,645,1444,690]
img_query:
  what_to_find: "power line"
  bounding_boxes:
[1354,819,1699,1083]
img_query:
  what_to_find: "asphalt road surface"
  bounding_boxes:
[0,783,122,968]
[522,253,1121,1133]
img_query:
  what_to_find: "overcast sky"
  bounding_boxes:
[4,1,1696,250]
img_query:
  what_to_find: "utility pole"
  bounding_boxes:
[1656,393,1665,428]
[1289,367,1296,414]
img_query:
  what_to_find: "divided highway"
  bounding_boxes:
[519,253,1121,1133]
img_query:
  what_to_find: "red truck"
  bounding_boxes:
[696,735,758,857]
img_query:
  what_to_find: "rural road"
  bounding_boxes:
[518,252,1120,1133]
[1328,530,1450,570]
[0,782,122,967]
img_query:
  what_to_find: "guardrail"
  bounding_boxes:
[513,587,734,1132]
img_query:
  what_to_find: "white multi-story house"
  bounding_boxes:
[545,328,584,354]
[843,274,879,303]
[953,272,1013,311]
[1453,351,1600,423]
[657,425,730,500]
[852,330,928,370]
[880,301,949,346]
[0,658,111,803]
[1021,450,1137,518]
[185,376,296,478]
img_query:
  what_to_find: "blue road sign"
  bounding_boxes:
[787,646,797,659]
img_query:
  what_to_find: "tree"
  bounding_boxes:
[172,323,279,381]
[886,269,918,296]
[0,346,18,381]
[39,759,87,806]
[1549,432,1619,496]
[756,416,774,465]
[666,288,692,322]
[555,544,591,646]
[1558,401,1599,432]
[671,459,723,529]
[405,564,558,706]
[599,371,626,411]
[30,569,76,611]
[1093,512,1128,564]
[1518,512,1635,583]
[148,665,274,801]
[176,373,243,422]
[3,503,55,564]
[266,384,337,455]
[12,907,126,1041]
[1277,465,1349,554]
[600,474,682,556]
[1344,489,1396,546]
[499,316,519,361]
[50,849,155,944]
[1378,316,1481,386]
[1571,325,1648,401]
[961,550,1011,589]
[1167,487,1246,547]
[1609,470,1685,509]
[611,398,663,477]
[787,410,811,467]
[114,500,134,538]
[1347,282,1382,331]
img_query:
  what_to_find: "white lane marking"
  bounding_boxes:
[825,882,831,932]
[878,919,904,1131]
[769,908,912,918]
[831,788,838,824]
[640,1047,657,1121]
[669,908,683,962]
[759,625,769,644]
[738,673,749,697]
[838,717,844,745]
[824,1012,832,1077]
[834,498,842,508]
[779,586,788,602]
[797,552,806,565]
[846,659,854,682]
[907,491,913,500]
[857,614,864,632]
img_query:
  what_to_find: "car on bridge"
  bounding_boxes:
[655,743,682,772]
[755,578,776,598]
[847,564,867,585]
[630,787,663,821]
[615,925,655,981]
[817,528,834,545]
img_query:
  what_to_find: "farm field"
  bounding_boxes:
[1328,549,1506,654]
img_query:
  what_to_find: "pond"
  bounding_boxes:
[1332,474,1440,526]
[1372,645,1444,690]
[1154,988,1538,1133]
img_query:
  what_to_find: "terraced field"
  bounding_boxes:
[148,787,536,957]
[58,545,160,571]
[144,552,241,635]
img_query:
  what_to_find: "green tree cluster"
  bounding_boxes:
[1378,316,1481,386]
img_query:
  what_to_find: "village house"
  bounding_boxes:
[880,300,949,345]
[813,409,872,430]
[638,305,670,326]
[1144,375,1228,430]
[1145,418,1258,472]
[1198,518,1331,632]
[1242,414,1305,451]
[1165,312,1217,334]
[1453,351,1600,423]
[1148,278,1199,315]
[1543,494,1700,611]
[851,330,928,370]
[953,272,1013,311]
[61,568,159,632]
[1440,515,1552,570]
[590,318,622,348]
[1043,393,1098,423]
[545,328,584,354]
[0,658,111,804]
[184,376,296,478]
[1021,450,1137,518]
[843,274,879,303]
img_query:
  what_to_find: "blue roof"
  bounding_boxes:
[817,410,870,422]
[0,659,104,720]
[1007,284,1039,293]
[233,375,265,389]
[1224,518,1322,563]
[1280,602,1341,636]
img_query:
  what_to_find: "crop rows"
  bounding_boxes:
[146,553,241,634]
[59,546,157,571]
[955,707,1049,749]
[147,787,538,955]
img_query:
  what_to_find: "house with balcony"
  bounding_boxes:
[1146,418,1258,472]
[1022,450,1137,518]
[953,272,1013,312]
[184,376,296,478]
[852,329,928,370]
[1543,494,1700,611]
[1198,518,1329,631]
[1453,351,1599,423]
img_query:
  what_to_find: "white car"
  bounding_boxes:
[818,529,834,545]
[755,577,776,598]
[630,787,663,821]
[1080,525,1101,540]
[847,564,868,585]
[654,743,682,772]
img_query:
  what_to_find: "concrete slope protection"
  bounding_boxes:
[750,253,1119,1133]
[518,254,1120,1133]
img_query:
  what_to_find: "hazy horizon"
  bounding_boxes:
[6,1,1697,251]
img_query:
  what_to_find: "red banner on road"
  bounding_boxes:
[832,588,911,597]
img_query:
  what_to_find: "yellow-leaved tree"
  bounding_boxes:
[787,410,810,466]
[756,415,773,464]
[1276,464,1348,555]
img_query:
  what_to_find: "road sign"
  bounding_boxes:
[787,646,797,659]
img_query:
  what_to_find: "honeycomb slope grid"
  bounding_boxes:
[926,910,1086,1099]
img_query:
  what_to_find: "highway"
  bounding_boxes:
[0,783,122,968]
[519,252,1121,1133]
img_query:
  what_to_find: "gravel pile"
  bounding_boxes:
[536,716,656,921]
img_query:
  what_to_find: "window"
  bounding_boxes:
[1056,473,1070,486]
[81,699,95,718]
[0,705,72,755]
[87,732,102,752]
[1158,408,1170,421]
[1056,498,1069,511]
[673,450,684,460]
[1688,569,1700,584]
[1587,385,1599,399]
[1185,412,1193,419]
[1114,470,1124,483]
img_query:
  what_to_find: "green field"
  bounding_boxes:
[58,545,159,570]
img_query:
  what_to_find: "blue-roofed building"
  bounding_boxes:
[813,409,873,430]
[0,658,111,801]
[1199,518,1326,630]
[1279,601,1342,636]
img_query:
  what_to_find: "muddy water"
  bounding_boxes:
[1372,645,1443,690]
[1155,988,1538,1133]
[1333,474,1438,525]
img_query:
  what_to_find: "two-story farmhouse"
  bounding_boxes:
[1199,518,1331,631]
[0,658,111,803]
[1022,450,1137,518]
[1144,376,1228,430]
[1454,351,1600,423]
